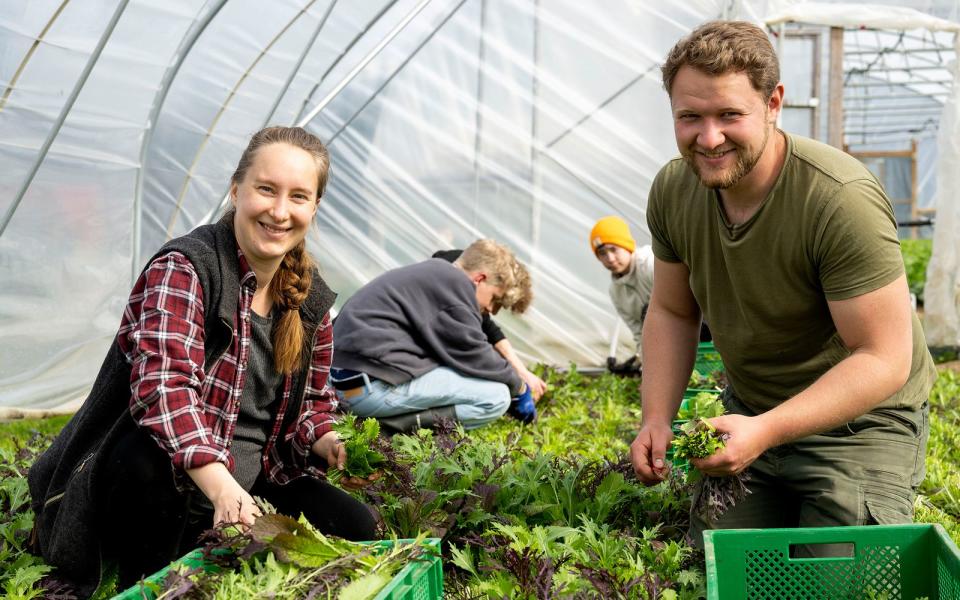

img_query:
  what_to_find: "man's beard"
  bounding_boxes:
[683,125,770,190]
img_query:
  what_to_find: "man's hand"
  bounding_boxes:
[691,414,772,477]
[311,430,347,471]
[607,355,642,375]
[520,369,548,400]
[507,384,537,424]
[630,422,674,486]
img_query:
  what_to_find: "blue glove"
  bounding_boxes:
[507,384,537,424]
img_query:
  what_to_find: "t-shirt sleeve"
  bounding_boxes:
[816,178,904,301]
[647,168,683,263]
[481,313,506,345]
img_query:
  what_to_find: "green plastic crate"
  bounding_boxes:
[372,538,443,600]
[112,537,443,600]
[684,387,722,400]
[695,341,724,374]
[704,524,960,599]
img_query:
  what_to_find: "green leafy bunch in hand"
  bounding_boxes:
[671,419,725,460]
[671,418,751,522]
[328,414,386,485]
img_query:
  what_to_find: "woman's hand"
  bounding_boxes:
[311,430,346,470]
[186,462,261,529]
[209,481,260,528]
[312,431,383,491]
[339,471,383,492]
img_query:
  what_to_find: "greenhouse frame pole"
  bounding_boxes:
[828,26,845,149]
[529,0,543,268]
[262,1,338,128]
[472,0,488,229]
[0,0,70,113]
[132,0,228,283]
[293,0,401,124]
[200,0,338,227]
[165,0,321,240]
[544,64,658,150]
[0,0,130,240]
[298,0,439,129]
[202,0,427,224]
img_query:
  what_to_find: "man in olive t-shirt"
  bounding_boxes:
[630,21,936,542]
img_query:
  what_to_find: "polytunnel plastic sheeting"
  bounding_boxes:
[4,0,957,411]
[0,0,730,410]
[926,62,960,347]
[765,1,960,345]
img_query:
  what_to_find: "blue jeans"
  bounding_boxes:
[337,367,511,429]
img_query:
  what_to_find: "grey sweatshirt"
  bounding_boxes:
[333,259,522,395]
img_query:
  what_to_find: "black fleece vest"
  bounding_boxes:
[27,217,335,597]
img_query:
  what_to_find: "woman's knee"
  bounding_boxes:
[258,477,379,541]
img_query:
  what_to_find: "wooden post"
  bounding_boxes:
[828,27,845,149]
[910,139,919,239]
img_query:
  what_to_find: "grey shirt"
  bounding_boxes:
[333,259,522,395]
[230,309,281,492]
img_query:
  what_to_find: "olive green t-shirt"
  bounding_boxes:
[647,133,936,414]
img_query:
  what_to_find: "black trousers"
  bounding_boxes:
[99,426,378,588]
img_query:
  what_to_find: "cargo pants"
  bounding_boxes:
[689,388,929,549]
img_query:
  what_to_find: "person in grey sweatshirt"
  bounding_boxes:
[331,239,535,432]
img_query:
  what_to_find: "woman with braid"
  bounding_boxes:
[28,127,376,597]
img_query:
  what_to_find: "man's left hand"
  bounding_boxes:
[691,414,773,477]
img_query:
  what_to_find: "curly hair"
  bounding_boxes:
[661,20,779,99]
[455,239,533,314]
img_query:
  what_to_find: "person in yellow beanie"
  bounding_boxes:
[589,216,655,375]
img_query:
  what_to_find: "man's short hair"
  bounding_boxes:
[456,239,533,314]
[661,20,779,100]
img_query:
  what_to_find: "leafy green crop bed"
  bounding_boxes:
[2,368,959,599]
[901,239,932,303]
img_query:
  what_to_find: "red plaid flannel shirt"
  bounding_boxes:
[117,250,338,483]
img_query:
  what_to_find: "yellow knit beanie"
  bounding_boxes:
[589,216,636,255]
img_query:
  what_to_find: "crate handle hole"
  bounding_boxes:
[788,542,855,559]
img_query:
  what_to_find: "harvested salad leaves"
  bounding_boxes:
[328,414,386,485]
[148,509,435,600]
[672,418,751,522]
[671,419,725,461]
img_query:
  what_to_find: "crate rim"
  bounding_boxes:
[110,536,442,600]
